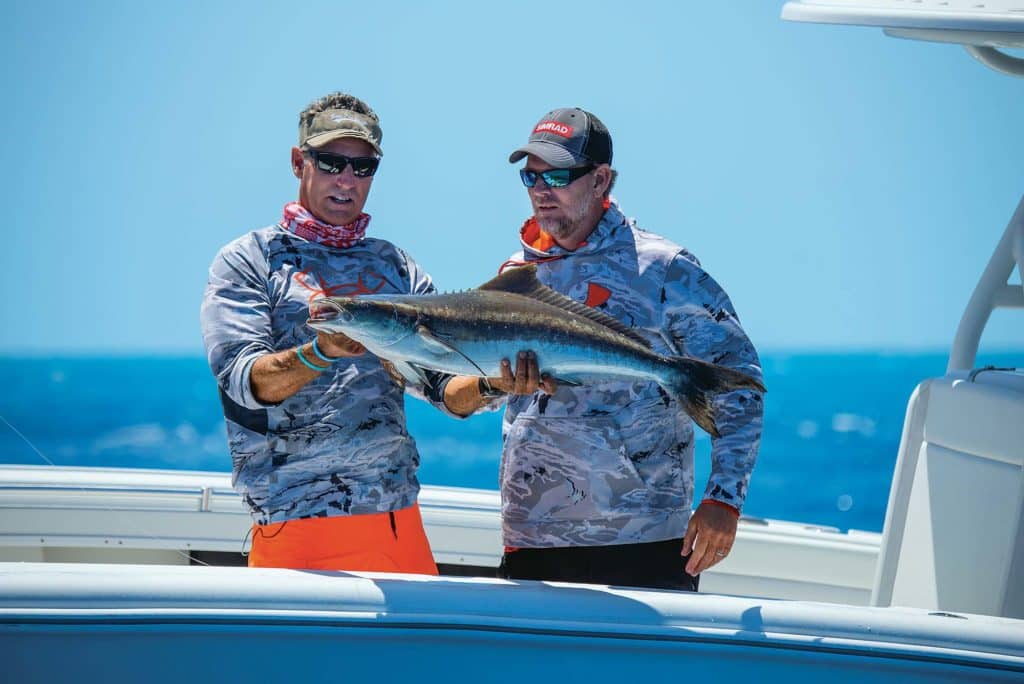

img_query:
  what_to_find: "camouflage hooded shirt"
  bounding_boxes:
[499,201,764,548]
[200,223,437,525]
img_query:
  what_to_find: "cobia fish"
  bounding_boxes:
[306,264,765,437]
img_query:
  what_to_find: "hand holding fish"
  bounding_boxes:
[315,330,366,358]
[430,352,556,417]
[490,351,558,396]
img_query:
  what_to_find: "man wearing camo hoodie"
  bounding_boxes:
[445,108,765,590]
[201,92,444,574]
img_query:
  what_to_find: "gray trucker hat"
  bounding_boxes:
[509,108,612,167]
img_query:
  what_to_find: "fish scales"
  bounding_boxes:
[385,290,660,378]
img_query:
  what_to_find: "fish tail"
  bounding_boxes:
[665,356,766,438]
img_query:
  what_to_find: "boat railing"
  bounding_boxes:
[948,195,1024,372]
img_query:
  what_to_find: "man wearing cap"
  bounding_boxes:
[201,92,442,573]
[444,108,764,590]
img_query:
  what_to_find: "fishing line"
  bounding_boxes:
[0,412,221,567]
[0,414,57,467]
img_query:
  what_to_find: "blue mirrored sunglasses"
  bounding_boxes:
[519,165,595,189]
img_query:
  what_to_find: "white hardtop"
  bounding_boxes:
[782,0,1024,74]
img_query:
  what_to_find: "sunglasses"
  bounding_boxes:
[306,149,380,178]
[519,165,594,189]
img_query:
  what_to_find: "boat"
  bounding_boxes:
[1,2,1022,681]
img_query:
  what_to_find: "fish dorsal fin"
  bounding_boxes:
[478,265,651,349]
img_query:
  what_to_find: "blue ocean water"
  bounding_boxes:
[1,351,1019,532]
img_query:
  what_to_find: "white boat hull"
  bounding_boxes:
[2,562,1022,683]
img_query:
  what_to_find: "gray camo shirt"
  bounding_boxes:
[200,223,437,525]
[498,201,765,548]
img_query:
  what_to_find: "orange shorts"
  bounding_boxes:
[248,503,438,575]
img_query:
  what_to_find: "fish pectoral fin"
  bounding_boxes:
[391,360,434,388]
[548,375,582,387]
[415,325,487,376]
[415,325,458,357]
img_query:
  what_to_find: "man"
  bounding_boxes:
[200,92,442,574]
[444,108,764,591]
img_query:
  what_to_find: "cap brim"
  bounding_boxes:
[305,130,383,156]
[508,141,579,166]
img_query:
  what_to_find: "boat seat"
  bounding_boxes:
[871,367,1024,618]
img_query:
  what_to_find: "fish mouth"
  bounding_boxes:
[308,299,353,326]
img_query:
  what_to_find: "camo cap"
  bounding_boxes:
[509,107,612,167]
[300,108,383,156]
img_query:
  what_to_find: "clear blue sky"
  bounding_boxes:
[2,1,1021,354]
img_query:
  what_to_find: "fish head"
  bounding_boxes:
[307,296,417,348]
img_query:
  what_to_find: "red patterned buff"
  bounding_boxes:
[280,202,370,248]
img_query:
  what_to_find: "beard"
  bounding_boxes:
[535,215,573,240]
[535,196,591,241]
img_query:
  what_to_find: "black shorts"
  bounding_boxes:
[497,537,699,592]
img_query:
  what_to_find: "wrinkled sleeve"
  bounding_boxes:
[661,251,764,512]
[200,237,277,410]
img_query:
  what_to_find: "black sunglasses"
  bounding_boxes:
[306,149,380,178]
[520,165,594,189]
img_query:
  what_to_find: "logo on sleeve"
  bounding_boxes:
[585,282,611,308]
[533,121,574,138]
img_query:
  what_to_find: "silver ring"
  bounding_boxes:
[715,550,727,557]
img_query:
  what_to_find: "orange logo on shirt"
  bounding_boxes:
[585,282,611,308]
[294,270,387,303]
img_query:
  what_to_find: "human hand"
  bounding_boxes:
[489,351,557,396]
[681,500,739,575]
[316,330,366,358]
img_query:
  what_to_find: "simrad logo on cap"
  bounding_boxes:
[534,121,574,138]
